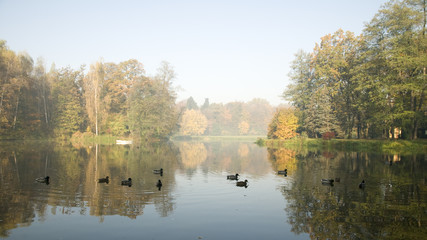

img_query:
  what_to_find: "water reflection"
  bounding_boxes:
[175,141,271,177]
[267,148,427,239]
[0,141,180,237]
[0,141,426,239]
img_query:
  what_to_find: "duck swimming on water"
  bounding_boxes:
[98,176,109,183]
[121,178,132,186]
[227,173,239,180]
[321,179,334,184]
[236,179,248,187]
[36,176,50,184]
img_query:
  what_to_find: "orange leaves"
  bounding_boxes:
[268,108,299,140]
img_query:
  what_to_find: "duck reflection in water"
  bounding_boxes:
[121,178,132,187]
[236,179,248,188]
[156,179,162,191]
[153,168,163,176]
[278,169,287,176]
[321,179,334,186]
[359,179,366,189]
[36,176,50,185]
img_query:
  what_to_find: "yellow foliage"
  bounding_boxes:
[238,144,249,157]
[179,109,208,136]
[177,142,207,169]
[268,108,299,140]
[238,121,250,135]
[268,148,297,174]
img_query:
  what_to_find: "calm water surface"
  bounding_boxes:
[0,140,426,239]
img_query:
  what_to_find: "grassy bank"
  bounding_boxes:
[256,138,427,154]
[70,132,118,145]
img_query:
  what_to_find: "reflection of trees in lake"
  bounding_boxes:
[173,141,270,177]
[268,148,297,174]
[273,147,427,239]
[176,142,207,169]
[0,142,52,237]
[0,141,179,237]
[238,144,249,157]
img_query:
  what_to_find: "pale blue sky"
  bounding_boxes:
[0,0,387,106]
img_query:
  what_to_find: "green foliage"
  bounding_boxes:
[51,67,85,137]
[128,77,178,140]
[255,137,266,146]
[0,44,179,140]
[186,96,199,110]
[104,113,129,136]
[284,0,427,140]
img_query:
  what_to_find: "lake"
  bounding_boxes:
[0,140,426,239]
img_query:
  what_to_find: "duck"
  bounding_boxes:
[153,168,163,174]
[321,179,334,184]
[227,173,239,180]
[98,176,109,183]
[36,176,50,184]
[121,178,132,186]
[278,169,287,175]
[236,179,248,187]
[359,180,365,189]
[156,179,162,187]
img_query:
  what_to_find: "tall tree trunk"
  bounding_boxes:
[95,82,98,136]
[411,92,416,140]
[12,92,20,130]
[43,93,48,125]
[42,77,49,125]
[423,0,426,36]
[0,87,3,117]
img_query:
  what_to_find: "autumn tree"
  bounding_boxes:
[238,121,250,135]
[0,42,47,137]
[268,108,299,139]
[100,60,144,136]
[179,109,208,136]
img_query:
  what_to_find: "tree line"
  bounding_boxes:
[177,97,275,136]
[0,41,178,140]
[0,41,275,139]
[282,0,426,140]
